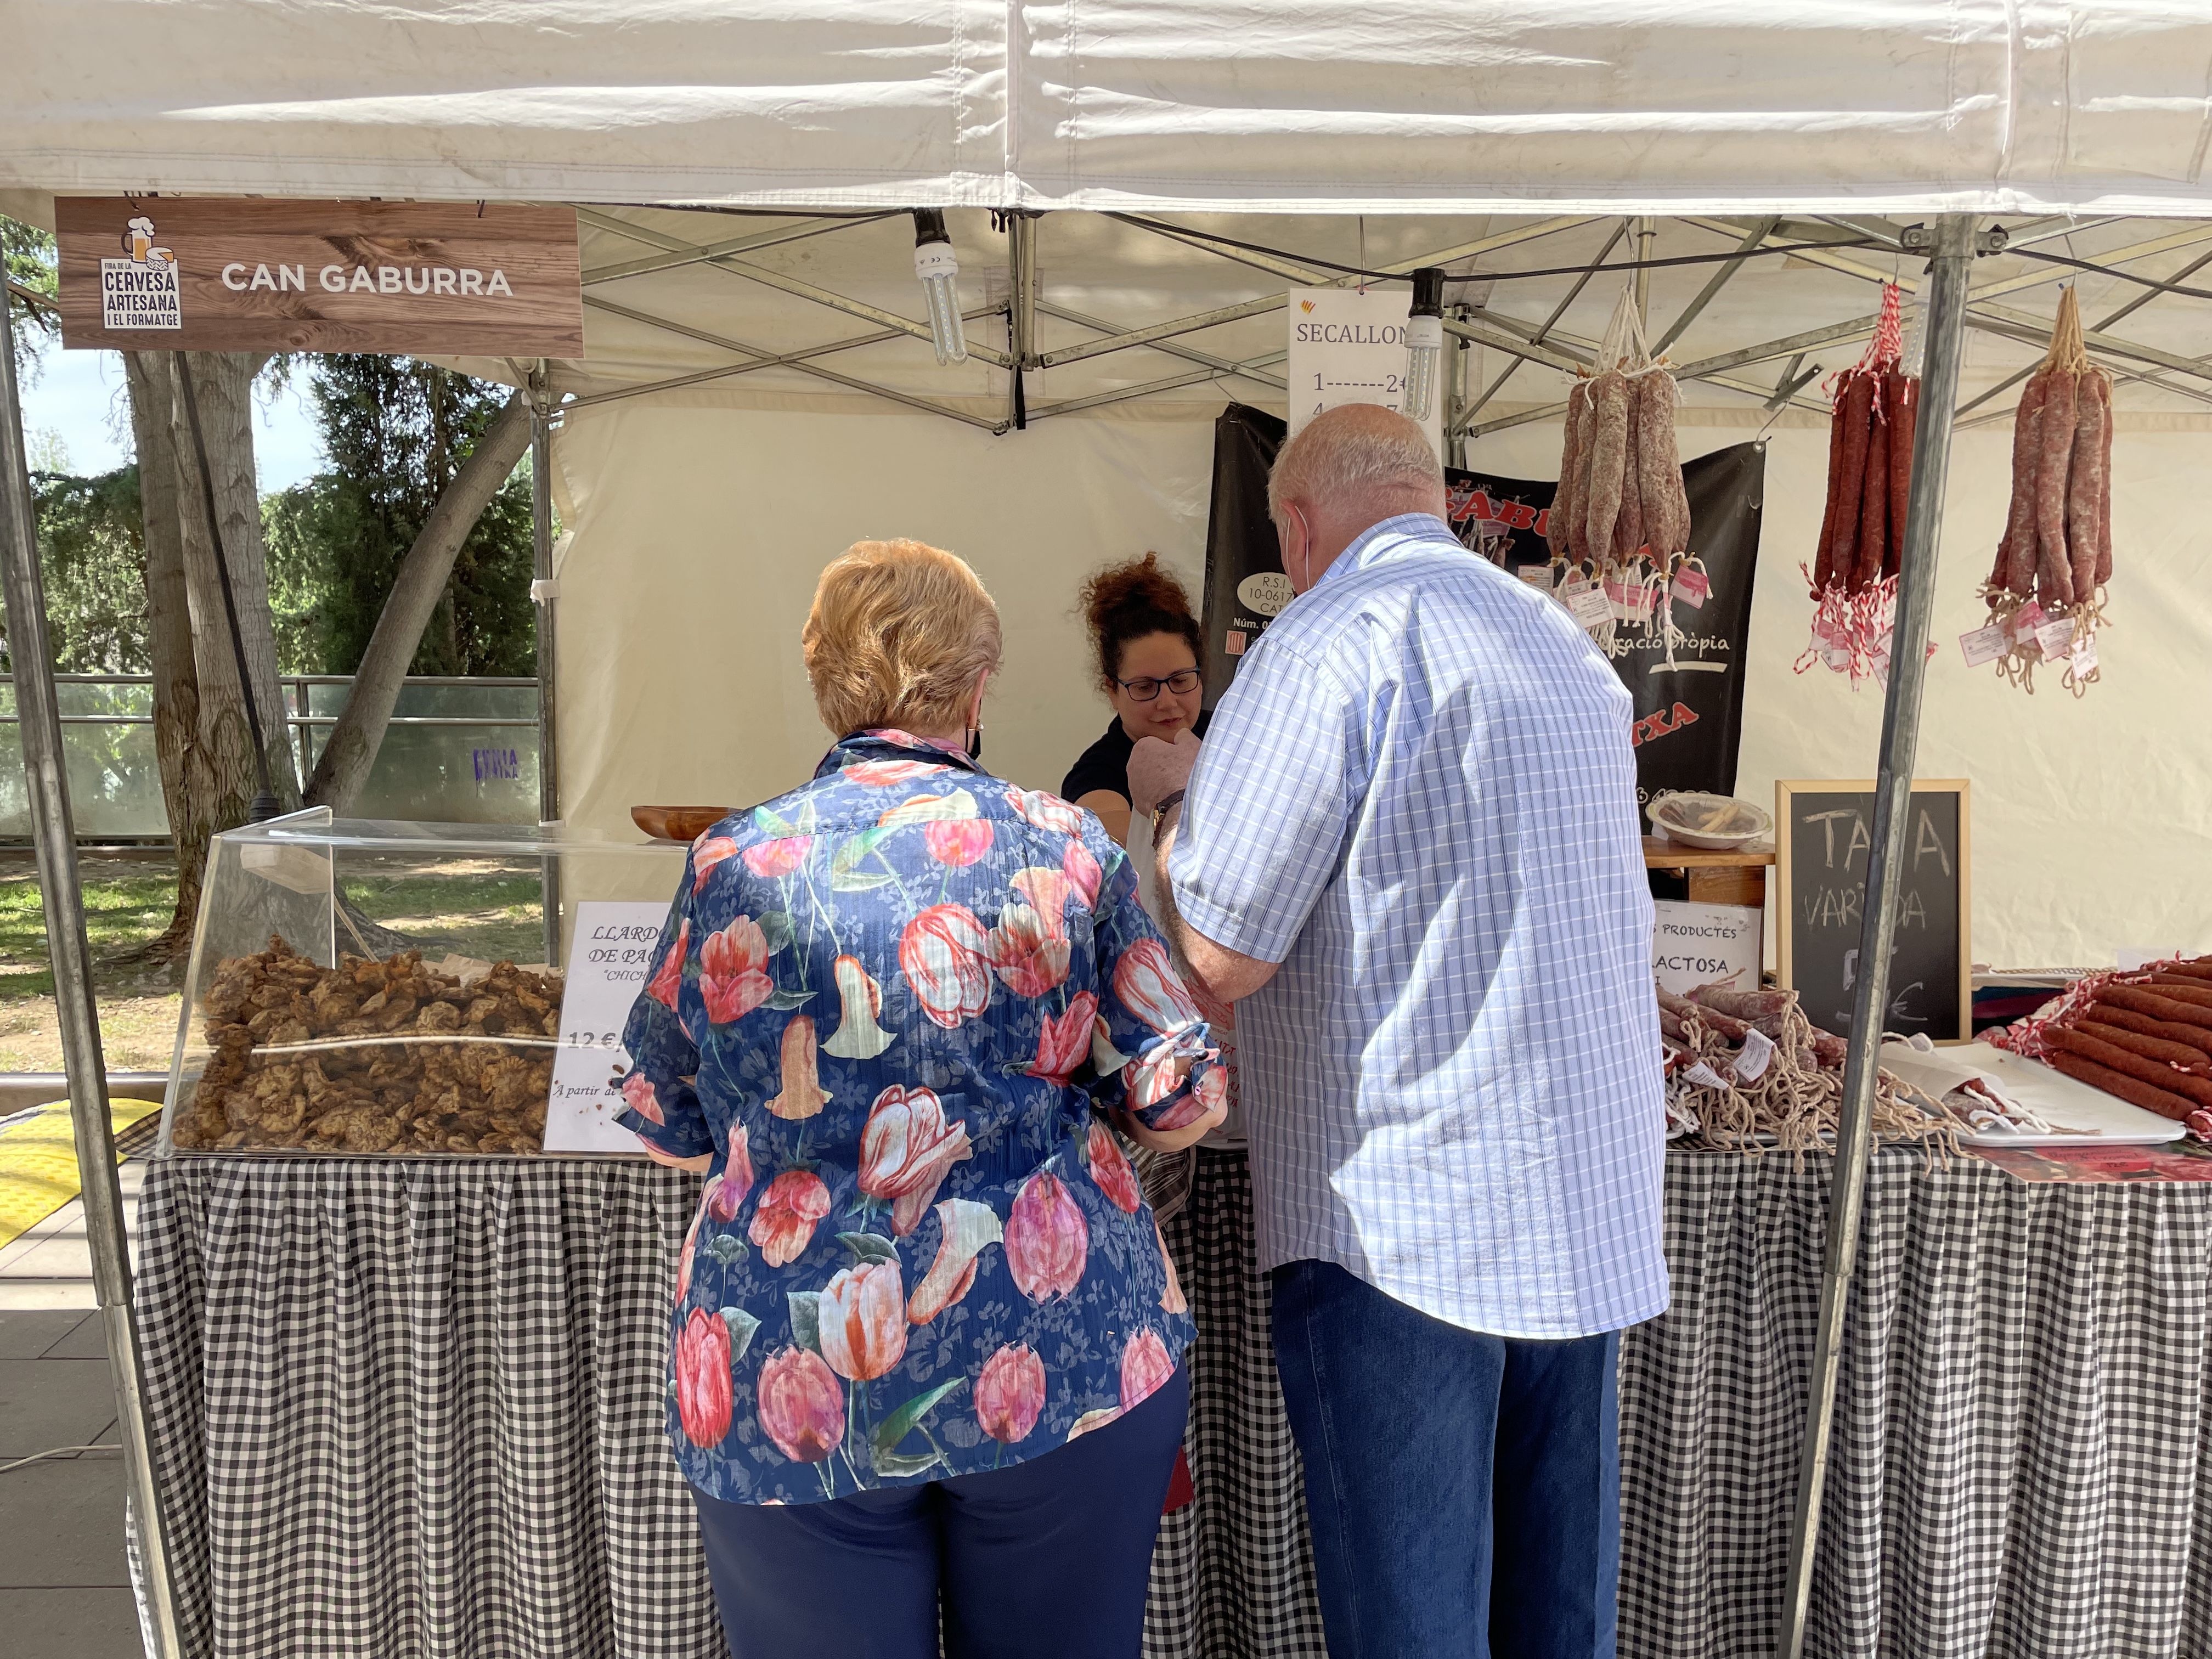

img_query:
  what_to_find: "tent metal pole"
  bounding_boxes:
[1454,222,1629,433]
[1634,215,1656,322]
[1776,211,1988,1659]
[583,214,893,286]
[1955,242,2212,417]
[531,364,562,972]
[0,261,184,1659]
[1006,212,1037,430]
[1653,215,1777,356]
[1032,301,1288,390]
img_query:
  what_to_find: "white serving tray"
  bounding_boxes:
[1880,1040,2186,1146]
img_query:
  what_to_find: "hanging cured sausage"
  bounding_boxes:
[1798,283,1917,684]
[1975,286,2111,695]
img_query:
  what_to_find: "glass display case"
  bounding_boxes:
[158,809,687,1158]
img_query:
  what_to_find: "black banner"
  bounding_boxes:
[1197,402,1766,803]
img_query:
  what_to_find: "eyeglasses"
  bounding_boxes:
[1115,668,1201,702]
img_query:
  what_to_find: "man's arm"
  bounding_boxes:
[1150,810,1279,1002]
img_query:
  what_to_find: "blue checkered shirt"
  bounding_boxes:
[1169,514,1667,1338]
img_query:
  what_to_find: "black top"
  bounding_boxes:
[1060,710,1212,806]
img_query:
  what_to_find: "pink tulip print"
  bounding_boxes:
[758,1346,845,1463]
[700,916,776,1024]
[1009,867,1073,936]
[900,905,992,1030]
[743,836,811,878]
[749,1170,833,1267]
[845,757,945,787]
[620,1069,665,1125]
[646,920,689,1011]
[1120,1328,1175,1411]
[1087,1120,1142,1214]
[989,904,1071,998]
[1031,993,1098,1084]
[859,1086,974,1235]
[975,1344,1046,1445]
[1113,939,1200,1035]
[675,1307,735,1446]
[704,1124,755,1220]
[692,835,741,892]
[1063,839,1103,909]
[817,1260,909,1381]
[924,817,994,868]
[1005,1170,1088,1302]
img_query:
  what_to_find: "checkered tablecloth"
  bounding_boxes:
[132,1149,2212,1658]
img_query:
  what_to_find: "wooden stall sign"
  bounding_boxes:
[1775,779,1971,1043]
[55,197,582,357]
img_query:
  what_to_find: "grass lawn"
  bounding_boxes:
[0,855,184,1071]
[0,853,552,1074]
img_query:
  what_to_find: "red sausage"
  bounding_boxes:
[2066,369,2106,602]
[1998,370,2051,596]
[1853,388,1889,593]
[1831,371,1875,593]
[2035,368,2078,607]
[2083,1004,2212,1062]
[1814,394,1849,594]
[2045,1051,2198,1123]
[2075,1020,2212,1075]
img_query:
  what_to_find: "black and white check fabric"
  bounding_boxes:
[133,1158,723,1659]
[1144,1148,1328,1659]
[132,1148,2212,1658]
[1620,1148,2212,1659]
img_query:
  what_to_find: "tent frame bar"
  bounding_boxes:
[0,272,184,1658]
[1778,211,1994,1659]
[582,215,897,286]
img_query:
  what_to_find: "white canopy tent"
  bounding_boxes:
[6,9,2212,1659]
[8,1,2212,215]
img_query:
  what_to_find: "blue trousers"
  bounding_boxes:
[1271,1261,1622,1659]
[691,1364,1188,1659]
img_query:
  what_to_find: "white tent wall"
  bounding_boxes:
[549,394,1216,837]
[552,392,2212,972]
[9,3,2212,214]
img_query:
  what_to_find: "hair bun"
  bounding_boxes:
[1078,554,1203,690]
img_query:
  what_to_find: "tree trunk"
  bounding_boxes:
[305,390,532,814]
[171,351,301,812]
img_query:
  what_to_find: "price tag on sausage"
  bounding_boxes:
[1733,1028,1776,1082]
[1517,563,1557,591]
[2071,630,2098,673]
[2034,618,2076,659]
[2009,599,2046,642]
[1958,622,2009,667]
[544,899,676,1153]
[1566,587,1612,631]
[1683,1060,1731,1090]
[1667,565,1711,607]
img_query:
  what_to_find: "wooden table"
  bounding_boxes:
[1643,835,1775,909]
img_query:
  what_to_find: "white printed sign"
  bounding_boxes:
[1286,287,1446,459]
[543,900,675,1153]
[1651,900,1764,996]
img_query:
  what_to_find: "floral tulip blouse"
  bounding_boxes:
[619,730,1216,1505]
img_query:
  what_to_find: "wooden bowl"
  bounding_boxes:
[631,805,733,843]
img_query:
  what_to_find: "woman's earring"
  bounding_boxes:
[966,725,985,763]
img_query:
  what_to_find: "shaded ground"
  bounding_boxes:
[0,854,549,1073]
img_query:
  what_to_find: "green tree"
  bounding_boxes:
[24,465,149,673]
[3,216,58,383]
[279,356,535,676]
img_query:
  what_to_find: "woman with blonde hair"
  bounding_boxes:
[620,538,1223,1659]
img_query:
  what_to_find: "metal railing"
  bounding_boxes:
[0,673,541,838]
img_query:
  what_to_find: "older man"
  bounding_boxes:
[1131,403,1665,1659]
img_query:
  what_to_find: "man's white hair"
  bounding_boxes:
[1267,403,1444,523]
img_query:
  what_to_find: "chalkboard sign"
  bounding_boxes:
[1775,780,1972,1043]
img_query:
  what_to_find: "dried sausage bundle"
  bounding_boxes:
[1543,286,1695,650]
[1981,951,2212,1139]
[1799,283,1918,685]
[1978,285,2112,695]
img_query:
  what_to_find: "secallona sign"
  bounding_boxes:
[55,196,582,357]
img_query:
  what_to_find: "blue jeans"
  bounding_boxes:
[1271,1261,1622,1659]
[691,1364,1188,1659]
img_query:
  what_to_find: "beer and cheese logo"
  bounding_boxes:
[100,216,181,331]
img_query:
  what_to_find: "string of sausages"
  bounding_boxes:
[1657,982,1958,1164]
[1544,288,1701,658]
[1983,953,2212,1137]
[1797,283,1918,685]
[1976,285,2112,696]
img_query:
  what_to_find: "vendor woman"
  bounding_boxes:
[1063,557,1325,1655]
[1061,555,1211,843]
